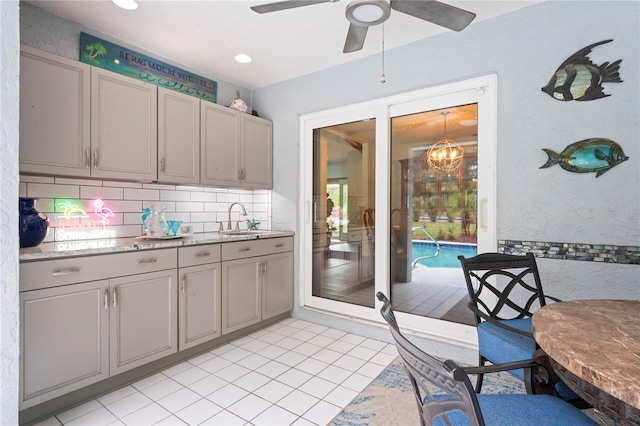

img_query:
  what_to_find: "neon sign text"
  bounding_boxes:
[55,198,117,241]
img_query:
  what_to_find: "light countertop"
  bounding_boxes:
[19,230,295,261]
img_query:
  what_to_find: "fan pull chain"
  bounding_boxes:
[380,23,386,84]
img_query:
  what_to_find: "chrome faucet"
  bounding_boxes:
[227,202,248,230]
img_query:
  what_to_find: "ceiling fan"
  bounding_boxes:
[250,0,476,53]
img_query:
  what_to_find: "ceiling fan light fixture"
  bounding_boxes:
[346,0,391,26]
[111,0,138,10]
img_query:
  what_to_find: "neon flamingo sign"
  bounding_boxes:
[55,198,117,241]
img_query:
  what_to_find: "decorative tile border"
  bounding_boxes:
[498,240,640,265]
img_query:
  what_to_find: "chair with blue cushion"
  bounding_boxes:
[457,252,564,395]
[376,292,596,426]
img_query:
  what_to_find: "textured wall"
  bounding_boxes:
[1,1,20,424]
[253,1,639,333]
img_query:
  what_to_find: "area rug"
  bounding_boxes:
[331,356,526,426]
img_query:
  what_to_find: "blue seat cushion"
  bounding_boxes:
[478,318,535,381]
[430,394,596,425]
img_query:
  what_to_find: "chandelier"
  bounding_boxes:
[426,111,464,173]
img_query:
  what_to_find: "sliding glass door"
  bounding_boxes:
[311,119,376,308]
[301,76,497,342]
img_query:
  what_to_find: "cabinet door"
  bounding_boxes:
[262,252,294,320]
[19,46,91,177]
[20,280,109,409]
[221,258,261,334]
[91,67,157,181]
[242,115,273,189]
[158,88,200,184]
[178,263,221,351]
[110,270,177,375]
[200,101,241,186]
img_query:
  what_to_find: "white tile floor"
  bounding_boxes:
[35,318,398,426]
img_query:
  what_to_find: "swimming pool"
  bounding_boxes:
[411,241,477,268]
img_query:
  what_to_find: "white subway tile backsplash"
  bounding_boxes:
[143,201,176,212]
[107,200,144,213]
[19,175,272,243]
[21,175,55,184]
[204,202,227,212]
[190,212,214,223]
[124,212,145,226]
[176,202,204,212]
[124,188,160,201]
[143,183,176,190]
[176,185,204,192]
[28,183,79,199]
[103,180,143,188]
[55,177,101,186]
[216,193,241,203]
[190,192,217,202]
[160,190,190,202]
[34,198,55,213]
[81,186,123,200]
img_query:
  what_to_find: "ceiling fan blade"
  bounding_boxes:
[251,0,333,14]
[390,0,476,31]
[343,23,368,53]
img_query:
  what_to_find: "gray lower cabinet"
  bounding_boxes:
[262,252,294,319]
[221,237,294,334]
[20,280,110,409]
[178,244,222,351]
[19,249,178,410]
[110,270,178,375]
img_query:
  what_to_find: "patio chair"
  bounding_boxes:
[376,292,596,426]
[457,252,569,396]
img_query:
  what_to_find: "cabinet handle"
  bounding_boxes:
[237,168,243,181]
[262,262,267,275]
[138,258,158,264]
[85,148,91,168]
[239,247,251,252]
[93,149,99,168]
[113,288,117,307]
[181,276,186,293]
[160,158,165,173]
[196,252,211,257]
[52,268,80,276]
[104,289,108,310]
[275,243,284,248]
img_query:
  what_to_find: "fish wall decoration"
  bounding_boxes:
[542,40,622,101]
[540,138,628,177]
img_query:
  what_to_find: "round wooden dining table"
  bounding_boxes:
[532,299,640,426]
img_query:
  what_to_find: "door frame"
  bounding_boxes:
[299,75,497,347]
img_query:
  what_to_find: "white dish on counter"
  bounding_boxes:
[136,235,183,240]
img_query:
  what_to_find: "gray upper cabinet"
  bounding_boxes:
[19,47,272,189]
[158,88,200,185]
[201,100,273,189]
[242,114,273,189]
[19,45,91,177]
[91,67,158,181]
[200,100,242,187]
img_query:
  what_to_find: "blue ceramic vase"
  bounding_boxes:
[19,197,49,248]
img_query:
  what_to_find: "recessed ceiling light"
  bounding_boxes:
[235,54,252,64]
[459,119,478,127]
[112,0,138,11]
